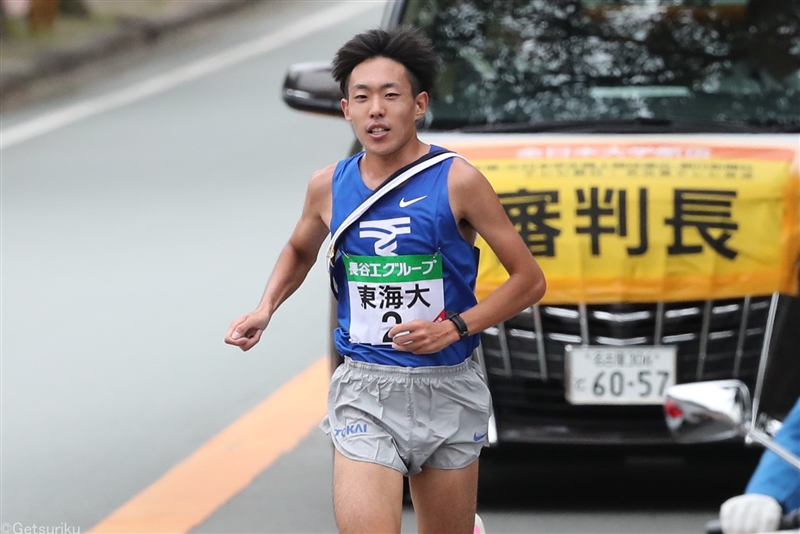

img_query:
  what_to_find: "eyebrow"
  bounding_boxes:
[352,82,402,91]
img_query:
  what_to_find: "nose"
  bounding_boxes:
[369,97,385,118]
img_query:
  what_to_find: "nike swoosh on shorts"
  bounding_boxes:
[399,195,427,208]
[473,432,488,442]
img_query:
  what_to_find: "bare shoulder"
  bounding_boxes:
[304,162,337,229]
[308,163,337,197]
[447,156,497,219]
[448,156,486,187]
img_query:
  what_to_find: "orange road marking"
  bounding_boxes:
[88,357,329,533]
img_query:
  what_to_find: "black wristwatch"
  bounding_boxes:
[446,311,469,339]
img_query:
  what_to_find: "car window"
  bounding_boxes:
[402,0,800,130]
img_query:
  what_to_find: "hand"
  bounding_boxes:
[720,493,782,534]
[389,319,460,354]
[224,311,271,351]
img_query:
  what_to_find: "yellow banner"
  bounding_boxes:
[451,142,799,304]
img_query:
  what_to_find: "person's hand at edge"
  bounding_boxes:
[720,493,782,534]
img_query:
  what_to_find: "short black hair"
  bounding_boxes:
[332,26,437,98]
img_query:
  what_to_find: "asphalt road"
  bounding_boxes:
[1,2,756,533]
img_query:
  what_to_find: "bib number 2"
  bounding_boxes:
[344,254,445,345]
[381,312,402,343]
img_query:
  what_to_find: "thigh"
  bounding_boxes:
[333,450,405,534]
[322,361,410,474]
[408,459,479,534]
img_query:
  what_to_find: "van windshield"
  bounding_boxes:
[402,0,800,131]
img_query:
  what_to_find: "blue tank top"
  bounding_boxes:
[330,146,480,367]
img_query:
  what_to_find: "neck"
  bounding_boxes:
[360,138,429,187]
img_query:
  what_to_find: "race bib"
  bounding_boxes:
[344,254,446,345]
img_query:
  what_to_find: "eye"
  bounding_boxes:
[353,94,368,101]
[386,92,400,98]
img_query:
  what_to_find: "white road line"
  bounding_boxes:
[0,1,380,150]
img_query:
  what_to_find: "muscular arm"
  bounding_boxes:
[449,158,546,335]
[389,158,545,353]
[224,165,333,351]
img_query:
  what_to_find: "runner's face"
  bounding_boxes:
[341,57,428,157]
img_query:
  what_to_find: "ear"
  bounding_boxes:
[341,98,351,121]
[414,91,429,120]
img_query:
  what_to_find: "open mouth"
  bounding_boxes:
[367,125,389,136]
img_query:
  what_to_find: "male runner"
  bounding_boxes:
[225,26,546,534]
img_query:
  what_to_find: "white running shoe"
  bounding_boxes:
[473,513,486,534]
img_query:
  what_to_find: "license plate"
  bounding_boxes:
[565,346,677,405]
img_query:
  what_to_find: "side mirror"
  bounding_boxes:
[282,62,343,117]
[663,380,751,443]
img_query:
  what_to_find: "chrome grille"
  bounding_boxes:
[480,295,774,388]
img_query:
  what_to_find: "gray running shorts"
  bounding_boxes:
[319,356,492,476]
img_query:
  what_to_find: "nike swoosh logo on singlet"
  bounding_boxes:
[399,196,427,208]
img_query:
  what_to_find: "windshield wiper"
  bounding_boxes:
[456,117,795,134]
